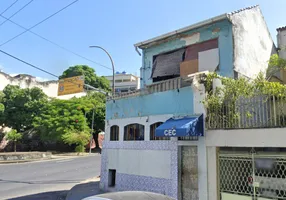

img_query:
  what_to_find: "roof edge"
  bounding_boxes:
[134,13,228,49]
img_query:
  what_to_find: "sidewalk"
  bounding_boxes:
[65,177,103,200]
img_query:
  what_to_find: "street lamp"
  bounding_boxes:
[89,46,115,96]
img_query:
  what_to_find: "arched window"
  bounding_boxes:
[110,125,119,141]
[124,123,144,141]
[150,122,170,140]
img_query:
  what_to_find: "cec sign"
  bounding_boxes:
[164,128,176,136]
[58,75,84,96]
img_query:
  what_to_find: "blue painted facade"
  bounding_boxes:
[106,19,234,121]
[106,86,194,120]
[141,19,233,88]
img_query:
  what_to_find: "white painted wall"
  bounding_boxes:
[207,146,218,200]
[0,72,86,99]
[205,128,286,200]
[206,128,286,147]
[105,114,173,141]
[230,6,274,79]
[192,78,206,117]
[198,48,219,72]
[106,148,171,179]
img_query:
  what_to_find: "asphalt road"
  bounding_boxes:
[0,154,101,200]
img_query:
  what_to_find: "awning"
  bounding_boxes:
[155,114,204,137]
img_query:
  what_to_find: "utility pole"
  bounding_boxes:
[89,108,95,154]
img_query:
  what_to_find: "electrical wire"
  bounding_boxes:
[0,49,109,95]
[0,49,58,78]
[0,0,34,27]
[0,0,19,15]
[0,0,112,71]
[0,14,112,70]
[0,0,80,47]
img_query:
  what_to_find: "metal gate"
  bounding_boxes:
[219,148,286,200]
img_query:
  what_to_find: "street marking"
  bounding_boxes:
[56,159,73,163]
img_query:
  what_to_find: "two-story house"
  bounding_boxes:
[100,5,281,200]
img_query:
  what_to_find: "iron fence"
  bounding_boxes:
[207,95,286,129]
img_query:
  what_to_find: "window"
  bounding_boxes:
[110,125,119,141]
[150,122,170,140]
[124,123,144,141]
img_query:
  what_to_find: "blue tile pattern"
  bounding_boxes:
[100,140,178,199]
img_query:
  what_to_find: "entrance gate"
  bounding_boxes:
[219,148,286,200]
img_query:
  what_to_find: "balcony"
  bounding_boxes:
[107,73,206,101]
[207,95,286,129]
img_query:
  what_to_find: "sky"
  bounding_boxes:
[0,0,285,81]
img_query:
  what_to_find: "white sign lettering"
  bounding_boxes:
[164,129,176,136]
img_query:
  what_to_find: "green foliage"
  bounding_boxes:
[62,131,90,152]
[204,72,286,128]
[81,92,106,132]
[6,129,22,141]
[267,54,286,79]
[33,98,91,142]
[6,129,22,152]
[60,65,111,92]
[1,85,48,132]
[0,81,106,152]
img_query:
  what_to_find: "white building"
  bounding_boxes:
[104,72,140,93]
[0,72,86,99]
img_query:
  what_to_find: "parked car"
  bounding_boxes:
[82,191,175,200]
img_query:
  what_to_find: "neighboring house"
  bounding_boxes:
[100,5,286,200]
[276,26,286,83]
[0,72,86,99]
[104,72,140,93]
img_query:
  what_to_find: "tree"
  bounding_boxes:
[60,65,111,92]
[267,54,286,80]
[0,91,4,122]
[33,98,91,141]
[62,131,90,152]
[6,129,22,152]
[78,93,106,149]
[33,97,94,152]
[1,85,48,132]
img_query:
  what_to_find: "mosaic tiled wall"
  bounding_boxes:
[181,146,199,200]
[100,140,178,199]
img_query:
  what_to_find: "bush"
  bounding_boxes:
[62,131,90,152]
[6,129,22,152]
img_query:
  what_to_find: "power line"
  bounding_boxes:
[0,0,80,47]
[0,15,112,71]
[0,14,112,70]
[0,0,34,27]
[0,49,109,95]
[0,49,58,78]
[0,0,19,15]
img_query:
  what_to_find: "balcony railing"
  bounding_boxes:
[207,95,286,129]
[107,77,193,101]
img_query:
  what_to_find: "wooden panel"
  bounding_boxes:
[180,59,198,77]
[185,38,218,61]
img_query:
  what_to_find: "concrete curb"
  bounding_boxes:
[0,152,100,164]
[0,152,52,162]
